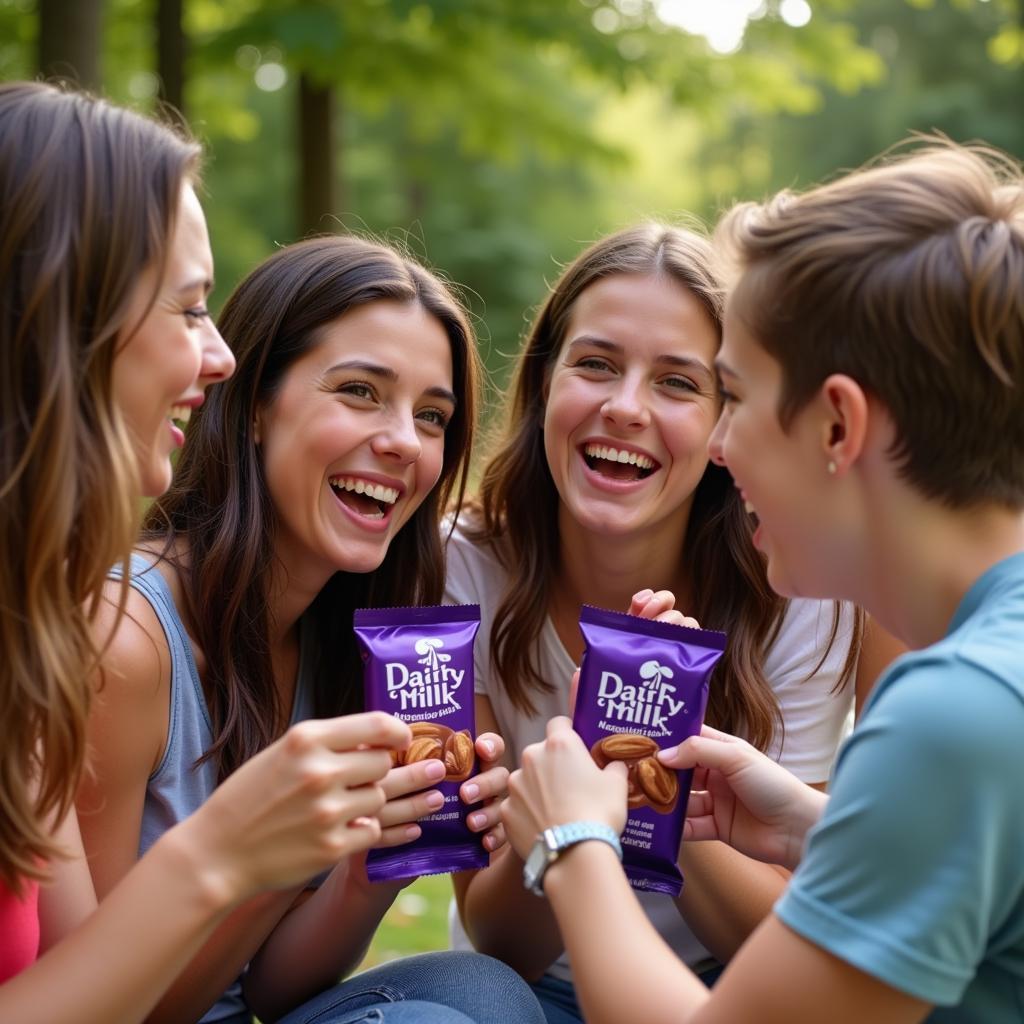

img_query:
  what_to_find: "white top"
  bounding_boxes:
[444,517,857,979]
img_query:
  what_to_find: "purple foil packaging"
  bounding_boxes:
[572,605,726,897]
[354,604,487,882]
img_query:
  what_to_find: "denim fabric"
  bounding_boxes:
[275,951,544,1024]
[532,960,724,1024]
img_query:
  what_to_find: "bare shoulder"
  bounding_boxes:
[93,572,170,701]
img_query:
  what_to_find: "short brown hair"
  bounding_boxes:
[717,140,1024,509]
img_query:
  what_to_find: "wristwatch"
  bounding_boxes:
[522,821,622,897]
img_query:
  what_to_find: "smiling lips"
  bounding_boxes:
[581,442,659,482]
[328,474,400,520]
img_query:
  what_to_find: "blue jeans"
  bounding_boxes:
[274,951,545,1024]
[532,963,724,1024]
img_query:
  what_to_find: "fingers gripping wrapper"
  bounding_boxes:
[572,606,726,896]
[355,605,487,881]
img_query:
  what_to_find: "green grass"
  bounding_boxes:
[360,873,455,969]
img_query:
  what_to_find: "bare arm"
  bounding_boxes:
[504,720,929,1024]
[451,696,565,980]
[545,843,930,1024]
[854,616,906,721]
[78,584,300,1024]
[242,754,449,1022]
[78,583,407,1024]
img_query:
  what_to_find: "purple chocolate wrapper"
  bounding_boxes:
[355,604,487,882]
[572,605,726,897]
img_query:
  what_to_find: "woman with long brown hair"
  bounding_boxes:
[0,81,410,1023]
[446,223,898,1020]
[78,236,545,1024]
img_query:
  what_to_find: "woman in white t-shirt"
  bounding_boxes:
[445,223,897,1023]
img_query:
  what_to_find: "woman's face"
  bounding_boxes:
[543,272,720,544]
[112,183,235,497]
[256,299,455,587]
[708,303,837,599]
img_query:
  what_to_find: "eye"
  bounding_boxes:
[184,307,210,324]
[574,356,614,373]
[661,375,700,394]
[417,407,451,429]
[338,381,377,402]
[717,385,737,406]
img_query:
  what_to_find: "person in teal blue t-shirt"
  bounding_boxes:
[497,139,1024,1024]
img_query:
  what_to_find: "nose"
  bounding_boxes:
[371,409,422,465]
[707,408,727,466]
[198,320,236,387]
[601,374,649,431]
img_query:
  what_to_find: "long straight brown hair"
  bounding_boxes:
[467,223,859,750]
[144,236,481,781]
[0,82,199,892]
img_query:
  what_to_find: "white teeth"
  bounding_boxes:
[169,404,192,426]
[583,443,654,470]
[328,476,399,505]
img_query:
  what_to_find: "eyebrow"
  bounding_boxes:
[174,275,213,297]
[567,335,715,381]
[325,359,457,405]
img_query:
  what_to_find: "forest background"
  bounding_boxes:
[2,0,1022,966]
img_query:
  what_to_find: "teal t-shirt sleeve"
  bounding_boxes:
[775,656,1024,1006]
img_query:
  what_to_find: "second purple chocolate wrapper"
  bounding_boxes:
[572,605,726,896]
[355,604,488,882]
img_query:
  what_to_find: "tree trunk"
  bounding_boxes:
[298,73,336,237]
[156,0,186,122]
[38,0,103,89]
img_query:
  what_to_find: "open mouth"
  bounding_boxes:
[169,404,192,431]
[328,475,399,520]
[581,443,659,482]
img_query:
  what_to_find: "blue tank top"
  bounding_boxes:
[112,553,318,1023]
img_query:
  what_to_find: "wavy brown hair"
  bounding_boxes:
[0,82,199,892]
[467,223,859,750]
[143,236,481,781]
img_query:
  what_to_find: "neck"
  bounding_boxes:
[550,503,690,658]
[855,496,1024,649]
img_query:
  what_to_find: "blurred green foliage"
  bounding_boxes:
[2,0,1021,390]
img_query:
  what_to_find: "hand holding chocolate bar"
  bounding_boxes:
[571,605,726,896]
[503,717,629,860]
[354,604,493,882]
[660,723,827,871]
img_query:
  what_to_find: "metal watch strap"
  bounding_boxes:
[524,820,622,897]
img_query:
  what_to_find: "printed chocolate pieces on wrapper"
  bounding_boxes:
[354,604,487,882]
[572,605,726,897]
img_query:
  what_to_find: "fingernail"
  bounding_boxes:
[462,783,480,802]
[405,825,421,839]
[424,760,446,781]
[479,739,495,758]
[657,746,677,761]
[469,812,487,830]
[425,790,445,810]
[636,589,653,602]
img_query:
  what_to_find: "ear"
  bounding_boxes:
[819,373,868,474]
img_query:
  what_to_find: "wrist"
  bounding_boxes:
[543,839,623,906]
[151,825,241,916]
